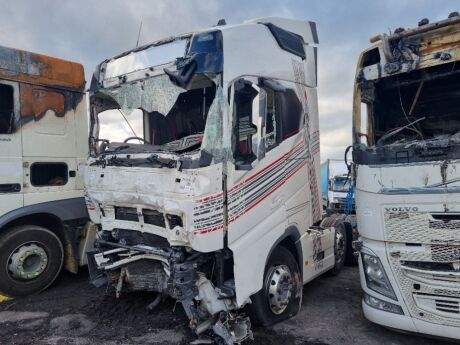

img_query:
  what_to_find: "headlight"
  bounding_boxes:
[361,252,397,300]
[364,293,403,315]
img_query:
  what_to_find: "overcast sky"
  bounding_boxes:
[0,0,456,161]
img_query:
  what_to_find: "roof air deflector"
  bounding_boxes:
[263,23,306,59]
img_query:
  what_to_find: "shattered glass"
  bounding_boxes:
[101,75,186,115]
[201,86,232,164]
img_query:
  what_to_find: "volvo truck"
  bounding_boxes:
[352,13,460,341]
[0,46,93,297]
[85,17,353,344]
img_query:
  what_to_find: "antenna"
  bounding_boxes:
[136,20,143,48]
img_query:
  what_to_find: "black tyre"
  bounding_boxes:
[0,225,64,297]
[329,221,347,275]
[247,246,302,327]
[320,213,343,228]
[343,215,358,266]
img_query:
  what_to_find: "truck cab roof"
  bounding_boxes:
[0,45,85,91]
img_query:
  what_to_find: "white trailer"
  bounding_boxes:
[0,46,93,297]
[84,17,353,344]
[352,13,460,341]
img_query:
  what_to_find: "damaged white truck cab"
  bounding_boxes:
[352,14,460,341]
[85,17,348,343]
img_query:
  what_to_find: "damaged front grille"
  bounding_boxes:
[112,229,170,248]
[143,209,166,227]
[107,206,171,230]
[386,209,460,325]
[385,212,460,244]
[115,207,139,222]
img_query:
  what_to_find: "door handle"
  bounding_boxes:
[0,183,21,193]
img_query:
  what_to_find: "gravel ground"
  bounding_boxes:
[0,266,455,345]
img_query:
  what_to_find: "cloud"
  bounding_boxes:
[0,0,456,161]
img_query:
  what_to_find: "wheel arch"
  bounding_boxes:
[0,212,80,273]
[265,225,303,280]
[0,198,88,273]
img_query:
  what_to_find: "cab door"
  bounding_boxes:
[0,80,23,216]
[227,77,291,304]
[20,86,79,206]
[227,78,288,244]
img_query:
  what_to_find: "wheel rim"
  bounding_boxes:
[335,229,346,264]
[267,264,293,315]
[7,243,48,280]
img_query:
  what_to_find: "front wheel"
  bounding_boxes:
[0,225,64,297]
[247,246,302,327]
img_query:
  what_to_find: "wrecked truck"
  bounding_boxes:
[352,13,460,341]
[0,46,93,297]
[85,17,353,344]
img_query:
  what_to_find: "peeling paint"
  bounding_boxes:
[0,46,84,91]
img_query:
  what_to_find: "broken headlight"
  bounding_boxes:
[166,214,183,229]
[361,252,397,300]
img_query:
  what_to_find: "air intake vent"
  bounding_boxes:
[115,207,139,222]
[435,299,460,314]
[142,209,166,228]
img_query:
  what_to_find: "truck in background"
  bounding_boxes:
[352,13,460,341]
[321,159,354,213]
[84,17,355,344]
[0,46,93,297]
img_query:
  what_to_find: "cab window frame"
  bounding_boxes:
[0,82,17,135]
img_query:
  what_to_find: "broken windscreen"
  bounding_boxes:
[104,39,188,79]
[91,74,228,157]
[355,62,460,164]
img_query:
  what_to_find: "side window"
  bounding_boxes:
[31,163,68,187]
[0,84,14,134]
[233,81,258,166]
[264,88,278,151]
[261,82,302,151]
[280,89,303,140]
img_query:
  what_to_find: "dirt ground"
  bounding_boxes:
[0,266,455,345]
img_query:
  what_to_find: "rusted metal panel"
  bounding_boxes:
[367,21,460,77]
[418,24,460,68]
[0,45,85,91]
[19,83,65,120]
